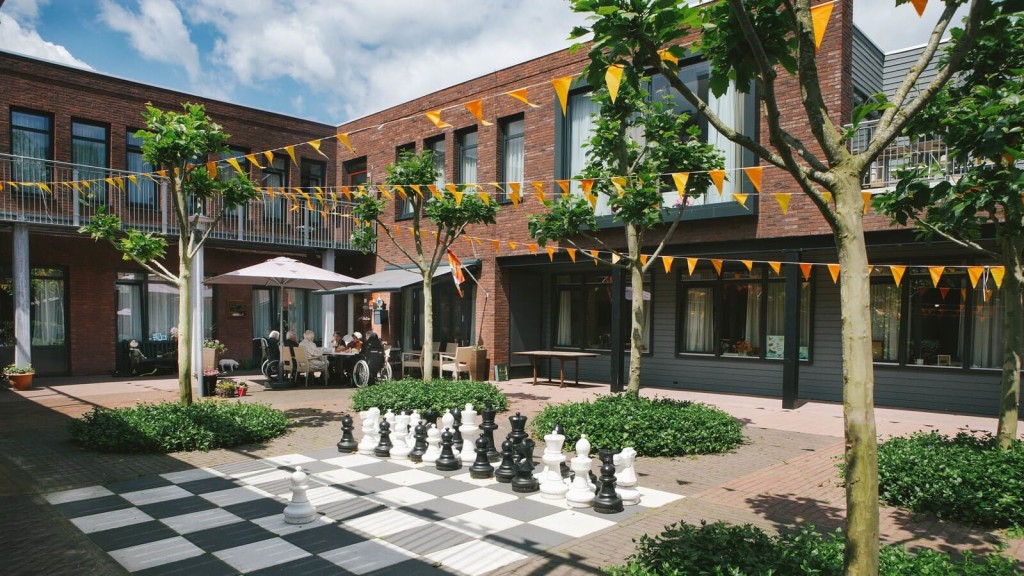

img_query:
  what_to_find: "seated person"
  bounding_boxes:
[283,330,300,348]
[266,330,281,361]
[341,334,355,350]
[350,331,364,351]
[330,331,344,353]
[299,329,330,373]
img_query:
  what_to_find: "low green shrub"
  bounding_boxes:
[68,401,289,453]
[606,521,1018,576]
[878,431,1024,528]
[531,394,743,457]
[351,378,509,413]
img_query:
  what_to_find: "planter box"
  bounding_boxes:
[8,373,33,390]
[202,349,219,372]
[466,349,490,381]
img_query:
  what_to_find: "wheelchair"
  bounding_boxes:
[350,340,392,388]
[258,338,282,380]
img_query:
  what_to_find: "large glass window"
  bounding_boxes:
[301,158,326,228]
[908,272,965,366]
[499,116,524,203]
[72,121,110,203]
[765,279,812,360]
[680,271,716,354]
[426,136,446,187]
[971,284,1003,369]
[10,109,52,190]
[870,282,901,363]
[126,131,156,206]
[116,272,212,343]
[0,267,66,347]
[343,157,368,187]
[395,143,416,219]
[457,129,477,184]
[252,287,324,341]
[262,157,288,220]
[554,274,613,350]
[219,146,249,217]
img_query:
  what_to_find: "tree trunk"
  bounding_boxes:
[422,269,434,378]
[177,243,193,405]
[625,223,644,395]
[996,237,1023,449]
[833,171,879,576]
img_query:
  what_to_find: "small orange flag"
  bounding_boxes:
[827,264,840,284]
[662,256,674,273]
[711,259,723,276]
[557,180,570,197]
[509,182,521,206]
[606,64,624,103]
[743,167,763,192]
[464,100,493,126]
[687,257,698,275]
[862,191,873,214]
[337,133,353,153]
[769,261,781,275]
[552,76,573,116]
[810,1,834,52]
[910,0,928,17]
[672,172,690,197]
[507,89,540,108]
[741,260,753,272]
[492,240,501,254]
[800,263,813,281]
[733,193,749,209]
[929,266,944,287]
[567,248,577,263]
[640,254,648,267]
[426,110,452,128]
[991,266,1005,288]
[546,246,556,261]
[709,169,726,194]
[968,266,984,288]
[532,182,546,204]
[775,193,792,215]
[528,244,538,255]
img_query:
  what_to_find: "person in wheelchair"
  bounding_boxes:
[350,331,391,387]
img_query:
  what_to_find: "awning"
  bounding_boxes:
[318,259,479,295]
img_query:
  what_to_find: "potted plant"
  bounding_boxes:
[5,363,34,391]
[467,345,490,381]
[202,339,227,372]
[215,380,237,398]
[235,380,249,397]
[734,340,753,356]
[202,368,220,396]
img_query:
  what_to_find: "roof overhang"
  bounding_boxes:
[317,259,479,295]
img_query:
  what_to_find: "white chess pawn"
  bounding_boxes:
[459,405,481,465]
[614,447,641,505]
[357,410,377,455]
[390,413,411,460]
[540,427,568,499]
[566,435,595,508]
[283,466,318,524]
[422,424,442,464]
[441,410,459,459]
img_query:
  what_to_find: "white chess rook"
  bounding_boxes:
[283,466,318,524]
[566,434,595,508]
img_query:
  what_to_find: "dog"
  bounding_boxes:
[219,359,240,372]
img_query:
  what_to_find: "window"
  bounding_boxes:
[869,281,901,363]
[971,282,1003,368]
[0,267,66,347]
[11,110,52,193]
[457,129,477,184]
[301,158,326,225]
[253,287,323,340]
[262,157,288,221]
[395,143,416,219]
[678,264,813,359]
[219,146,249,217]
[343,157,368,187]
[126,131,156,206]
[562,90,599,195]
[116,272,213,343]
[426,136,446,187]
[498,116,524,203]
[908,272,965,366]
[72,121,110,203]
[554,274,613,350]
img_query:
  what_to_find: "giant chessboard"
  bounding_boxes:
[44,448,683,575]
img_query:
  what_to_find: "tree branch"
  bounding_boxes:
[790,0,846,167]
[910,214,998,258]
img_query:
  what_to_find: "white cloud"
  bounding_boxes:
[186,0,588,121]
[98,0,201,81]
[853,0,970,52]
[3,0,51,22]
[0,12,92,69]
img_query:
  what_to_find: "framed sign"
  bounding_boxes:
[493,363,509,382]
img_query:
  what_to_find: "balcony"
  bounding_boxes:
[848,119,967,189]
[0,153,357,251]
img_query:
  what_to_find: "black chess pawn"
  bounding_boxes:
[511,439,539,493]
[508,412,528,447]
[480,403,499,462]
[423,408,439,427]
[435,428,462,471]
[469,436,495,479]
[336,414,358,453]
[451,407,464,452]
[373,420,393,458]
[495,438,516,483]
[409,421,428,463]
[593,451,624,514]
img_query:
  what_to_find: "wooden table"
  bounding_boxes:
[516,350,600,388]
[325,351,359,385]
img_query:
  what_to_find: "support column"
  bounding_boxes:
[346,295,355,334]
[13,224,31,368]
[322,250,336,341]
[191,235,205,397]
[609,266,624,393]
[782,250,802,409]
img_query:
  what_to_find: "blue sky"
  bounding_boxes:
[0,0,966,125]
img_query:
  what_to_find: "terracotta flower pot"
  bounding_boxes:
[237,387,247,397]
[8,373,33,391]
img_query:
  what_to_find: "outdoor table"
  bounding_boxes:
[326,350,359,385]
[515,350,600,388]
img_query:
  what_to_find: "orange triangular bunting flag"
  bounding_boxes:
[827,264,840,284]
[589,250,599,265]
[672,172,690,197]
[741,260,753,272]
[939,287,951,300]
[733,193,749,209]
[464,100,493,126]
[285,145,298,166]
[479,191,490,205]
[245,154,264,169]
[533,182,545,204]
[546,246,556,261]
[552,76,573,116]
[929,266,944,287]
[492,240,501,253]
[606,64,624,103]
[581,179,594,195]
[410,184,423,197]
[968,266,984,288]
[711,259,723,276]
[775,193,792,214]
[657,48,678,65]
[509,241,518,250]
[991,266,1005,288]
[800,263,813,281]
[610,177,626,197]
[507,89,540,108]
[509,182,521,206]
[687,257,698,275]
[709,169,726,194]
[890,265,906,286]
[528,243,538,255]
[910,0,927,17]
[426,110,452,129]
[769,261,781,275]
[810,1,834,52]
[428,184,440,199]
[743,167,763,192]
[640,254,648,267]
[206,161,218,178]
[862,191,873,214]
[557,180,570,197]
[395,185,407,201]
[662,256,673,273]
[337,133,353,153]
[567,248,577,262]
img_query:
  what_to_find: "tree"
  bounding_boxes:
[81,103,259,404]
[528,80,721,394]
[876,7,1023,449]
[350,150,499,375]
[568,0,987,573]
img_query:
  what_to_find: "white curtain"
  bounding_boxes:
[31,278,65,346]
[252,289,273,336]
[12,111,50,184]
[148,282,179,339]
[871,284,900,362]
[744,283,761,349]
[72,123,108,203]
[459,132,477,184]
[702,80,741,204]
[972,287,1004,368]
[504,121,524,197]
[432,140,446,186]
[126,134,156,206]
[557,291,573,346]
[117,284,143,341]
[567,93,611,214]
[684,287,714,352]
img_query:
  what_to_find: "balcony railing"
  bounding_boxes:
[848,120,968,189]
[0,153,357,250]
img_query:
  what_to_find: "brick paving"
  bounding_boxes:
[1,374,1022,575]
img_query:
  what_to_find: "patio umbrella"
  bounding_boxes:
[205,257,366,380]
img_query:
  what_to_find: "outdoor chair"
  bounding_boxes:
[292,345,329,387]
[401,342,439,378]
[432,343,457,376]
[440,346,473,380]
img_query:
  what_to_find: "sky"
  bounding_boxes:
[0,0,969,126]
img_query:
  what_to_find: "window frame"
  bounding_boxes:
[497,115,524,205]
[10,108,54,195]
[261,156,289,221]
[125,129,157,208]
[71,119,111,205]
[394,143,417,220]
[456,128,477,185]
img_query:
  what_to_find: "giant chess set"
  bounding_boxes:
[44,405,682,575]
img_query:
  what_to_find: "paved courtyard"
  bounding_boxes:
[1,373,1021,575]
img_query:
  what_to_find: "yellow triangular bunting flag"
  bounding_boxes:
[263,151,274,165]
[411,184,423,198]
[464,100,493,126]
[800,263,813,281]
[507,89,540,108]
[657,49,678,65]
[533,182,545,204]
[640,254,648,267]
[528,243,538,255]
[672,172,690,197]
[968,266,984,288]
[227,157,244,175]
[590,250,599,264]
[606,64,624,103]
[546,246,556,261]
[733,193,749,209]
[991,266,1005,288]
[309,139,329,158]
[929,266,944,287]
[743,167,763,192]
[862,191,873,214]
[552,76,573,116]
[775,193,792,215]
[741,260,753,272]
[810,1,834,52]
[711,259,723,276]
[509,241,518,251]
[206,162,218,178]
[557,180,570,197]
[509,182,521,206]
[687,257,698,275]
[428,184,440,199]
[709,169,726,194]
[662,256,673,273]
[610,177,626,197]
[567,248,577,263]
[245,154,263,169]
[284,145,298,166]
[769,261,781,275]
[827,264,840,284]
[426,110,452,129]
[337,133,353,153]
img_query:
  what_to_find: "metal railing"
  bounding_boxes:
[848,120,968,189]
[0,153,357,250]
